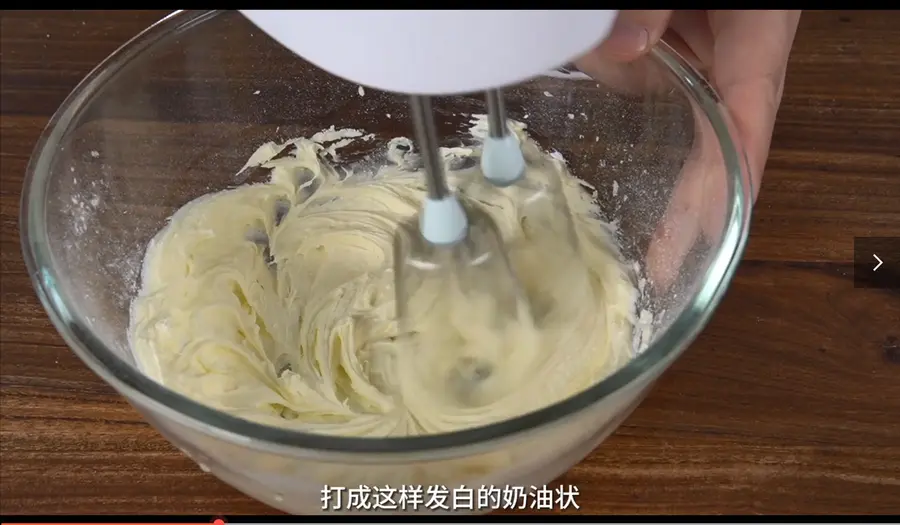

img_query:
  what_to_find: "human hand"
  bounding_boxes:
[575,10,802,288]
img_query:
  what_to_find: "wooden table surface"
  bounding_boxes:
[1,10,899,516]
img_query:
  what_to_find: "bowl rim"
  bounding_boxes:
[19,9,752,457]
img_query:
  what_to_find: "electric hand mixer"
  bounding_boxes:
[241,10,619,394]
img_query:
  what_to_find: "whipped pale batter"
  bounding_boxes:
[129,116,638,437]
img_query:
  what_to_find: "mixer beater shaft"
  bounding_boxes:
[392,95,534,402]
[409,95,451,202]
[485,89,508,140]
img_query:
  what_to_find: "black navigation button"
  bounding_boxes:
[854,237,900,289]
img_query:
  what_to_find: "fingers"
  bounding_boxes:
[709,10,802,200]
[645,11,801,292]
[645,106,726,291]
[572,10,674,98]
[598,10,674,62]
[666,11,715,71]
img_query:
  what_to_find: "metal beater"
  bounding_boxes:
[480,88,581,253]
[392,95,532,390]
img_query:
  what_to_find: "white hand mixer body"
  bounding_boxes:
[239,10,618,96]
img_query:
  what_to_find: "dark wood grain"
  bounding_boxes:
[2,10,899,516]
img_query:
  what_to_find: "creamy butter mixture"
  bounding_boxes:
[129,116,638,437]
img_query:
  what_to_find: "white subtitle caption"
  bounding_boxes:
[320,484,580,511]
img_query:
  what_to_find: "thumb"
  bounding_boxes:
[596,10,673,62]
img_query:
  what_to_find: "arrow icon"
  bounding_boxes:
[873,254,883,271]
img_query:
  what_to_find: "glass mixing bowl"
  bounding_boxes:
[20,10,752,514]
